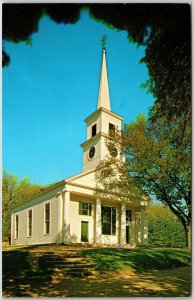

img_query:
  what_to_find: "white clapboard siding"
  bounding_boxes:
[11,185,64,246]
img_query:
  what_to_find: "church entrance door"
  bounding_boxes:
[81,221,89,242]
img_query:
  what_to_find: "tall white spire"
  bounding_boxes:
[97,48,111,111]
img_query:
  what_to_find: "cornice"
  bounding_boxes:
[65,168,96,182]
[80,131,107,148]
[84,107,123,124]
[12,181,65,212]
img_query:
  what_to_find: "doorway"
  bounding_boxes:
[81,221,89,242]
[126,225,130,244]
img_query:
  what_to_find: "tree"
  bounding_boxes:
[2,170,18,238]
[148,204,186,248]
[2,170,46,238]
[97,114,191,247]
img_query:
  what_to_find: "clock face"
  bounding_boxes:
[89,146,95,159]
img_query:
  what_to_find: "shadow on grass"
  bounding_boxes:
[48,266,191,297]
[2,249,58,297]
[79,248,191,273]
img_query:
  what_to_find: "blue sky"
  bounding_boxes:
[3,9,155,185]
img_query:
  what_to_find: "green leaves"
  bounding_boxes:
[148,204,186,247]
[2,170,46,238]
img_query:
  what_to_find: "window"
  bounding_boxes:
[109,123,115,136]
[79,202,92,216]
[28,210,32,237]
[45,203,50,234]
[101,206,116,235]
[126,209,132,222]
[15,215,19,239]
[92,124,97,137]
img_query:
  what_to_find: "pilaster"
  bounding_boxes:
[57,192,64,244]
[95,198,102,243]
[63,191,70,244]
[120,202,126,244]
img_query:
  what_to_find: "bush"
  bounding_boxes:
[148,204,186,248]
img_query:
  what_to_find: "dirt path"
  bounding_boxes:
[3,266,191,297]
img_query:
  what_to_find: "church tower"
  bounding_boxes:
[81,48,124,172]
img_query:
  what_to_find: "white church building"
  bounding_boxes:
[11,48,149,247]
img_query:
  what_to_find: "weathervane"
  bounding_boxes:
[101,35,107,50]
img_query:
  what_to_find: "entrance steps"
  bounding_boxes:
[3,250,99,283]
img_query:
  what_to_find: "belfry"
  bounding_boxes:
[11,47,149,247]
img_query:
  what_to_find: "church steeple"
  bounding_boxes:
[97,48,111,111]
[81,45,123,172]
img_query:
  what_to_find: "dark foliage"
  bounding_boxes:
[2,50,10,67]
[3,4,43,42]
[45,3,82,24]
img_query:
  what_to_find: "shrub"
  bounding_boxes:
[148,204,186,248]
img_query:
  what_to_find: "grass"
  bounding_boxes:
[79,247,191,273]
[2,245,191,297]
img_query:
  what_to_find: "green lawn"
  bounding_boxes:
[79,247,191,272]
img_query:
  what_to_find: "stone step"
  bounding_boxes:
[4,268,98,281]
[65,273,93,277]
[27,252,79,257]
[58,270,99,277]
[31,254,80,259]
[46,260,93,265]
[51,264,97,270]
[49,269,98,275]
[3,251,99,279]
[46,257,87,262]
[47,262,96,269]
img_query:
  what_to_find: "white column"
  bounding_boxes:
[57,192,64,244]
[63,191,70,244]
[120,202,126,244]
[95,198,102,244]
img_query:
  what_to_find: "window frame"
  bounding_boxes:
[101,206,116,236]
[15,214,19,239]
[126,209,132,222]
[44,202,51,235]
[109,123,115,136]
[92,124,97,137]
[27,209,33,237]
[79,202,92,216]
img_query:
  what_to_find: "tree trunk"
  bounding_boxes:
[186,224,191,249]
[182,222,191,249]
